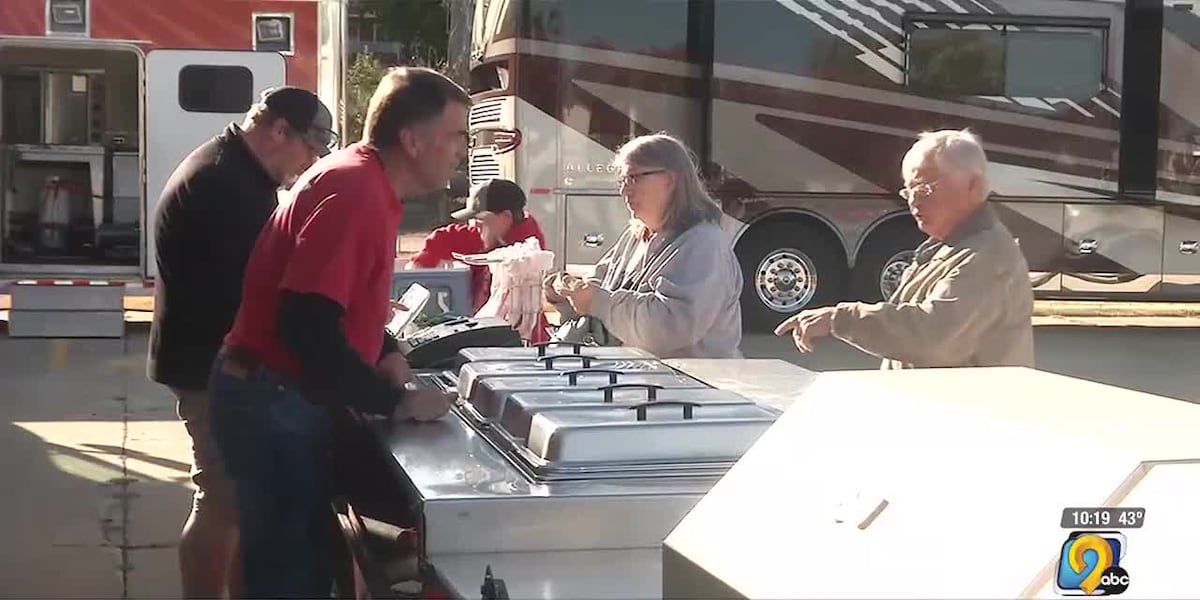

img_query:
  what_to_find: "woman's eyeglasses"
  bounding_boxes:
[618,169,667,187]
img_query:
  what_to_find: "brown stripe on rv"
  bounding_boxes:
[755,113,1112,193]
[519,56,1117,167]
[714,79,1119,165]
[550,60,1128,171]
[508,55,1197,197]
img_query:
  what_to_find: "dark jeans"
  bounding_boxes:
[208,355,334,599]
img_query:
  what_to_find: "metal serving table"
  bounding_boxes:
[663,367,1200,599]
[365,357,818,599]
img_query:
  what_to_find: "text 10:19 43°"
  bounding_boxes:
[1060,507,1147,529]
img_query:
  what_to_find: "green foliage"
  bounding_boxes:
[342,2,458,233]
[345,51,389,144]
[344,1,455,142]
[359,0,450,67]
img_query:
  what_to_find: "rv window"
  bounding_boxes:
[254,14,294,54]
[907,23,1105,100]
[47,0,88,35]
[178,66,254,114]
[1004,30,1104,99]
[526,0,689,60]
[469,62,509,95]
[908,28,1005,97]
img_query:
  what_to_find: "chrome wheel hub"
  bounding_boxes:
[756,249,817,313]
[878,250,915,300]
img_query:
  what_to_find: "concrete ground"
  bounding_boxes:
[0,333,186,599]
[1,321,1198,597]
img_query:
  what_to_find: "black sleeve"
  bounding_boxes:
[277,291,404,415]
[381,331,401,356]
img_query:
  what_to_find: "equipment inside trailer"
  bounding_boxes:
[0,43,141,268]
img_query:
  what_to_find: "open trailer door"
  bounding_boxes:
[144,49,285,278]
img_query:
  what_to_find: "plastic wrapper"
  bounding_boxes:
[454,237,555,341]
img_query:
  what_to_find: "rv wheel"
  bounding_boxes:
[851,220,925,302]
[736,220,846,333]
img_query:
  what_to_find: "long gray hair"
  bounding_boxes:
[613,133,722,236]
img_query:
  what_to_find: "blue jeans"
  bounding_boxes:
[208,355,334,599]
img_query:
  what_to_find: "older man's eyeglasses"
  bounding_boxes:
[618,169,667,187]
[287,124,339,156]
[898,180,941,202]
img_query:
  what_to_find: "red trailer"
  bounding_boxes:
[0,0,346,336]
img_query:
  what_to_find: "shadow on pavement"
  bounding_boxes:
[0,330,191,598]
[81,443,192,474]
[0,420,127,598]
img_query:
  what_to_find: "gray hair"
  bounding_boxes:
[242,101,275,129]
[613,133,721,235]
[902,129,991,198]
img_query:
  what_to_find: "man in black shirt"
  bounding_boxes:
[147,86,335,599]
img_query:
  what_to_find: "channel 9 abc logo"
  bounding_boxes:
[1055,532,1130,596]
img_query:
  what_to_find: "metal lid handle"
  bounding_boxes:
[536,354,594,369]
[628,400,701,421]
[561,368,621,385]
[597,382,664,402]
[532,341,587,357]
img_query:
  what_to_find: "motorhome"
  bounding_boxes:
[0,0,347,335]
[466,0,1200,331]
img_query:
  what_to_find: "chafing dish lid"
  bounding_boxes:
[458,343,657,363]
[499,386,763,439]
[463,369,710,419]
[457,355,676,400]
[526,402,777,465]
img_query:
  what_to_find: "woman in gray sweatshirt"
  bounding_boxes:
[544,133,744,359]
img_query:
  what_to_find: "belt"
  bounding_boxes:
[217,345,307,391]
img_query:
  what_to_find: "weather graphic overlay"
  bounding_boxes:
[1054,531,1130,596]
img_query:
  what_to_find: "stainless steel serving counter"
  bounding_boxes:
[366,408,717,556]
[366,357,818,599]
[663,358,821,413]
[432,548,662,599]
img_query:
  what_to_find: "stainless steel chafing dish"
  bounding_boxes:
[464,382,780,482]
[498,385,755,440]
[456,354,677,403]
[526,401,777,464]
[469,372,710,423]
[371,351,818,599]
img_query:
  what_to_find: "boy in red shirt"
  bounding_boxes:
[407,178,551,341]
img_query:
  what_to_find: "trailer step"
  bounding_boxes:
[7,280,126,338]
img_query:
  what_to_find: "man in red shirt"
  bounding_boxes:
[206,67,467,598]
[407,178,551,341]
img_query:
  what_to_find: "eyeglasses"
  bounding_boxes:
[288,124,339,155]
[898,180,941,202]
[618,169,667,187]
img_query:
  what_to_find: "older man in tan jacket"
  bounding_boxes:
[775,129,1034,369]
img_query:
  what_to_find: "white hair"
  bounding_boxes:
[901,129,990,198]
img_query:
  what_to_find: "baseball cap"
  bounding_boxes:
[260,86,338,156]
[452,179,527,220]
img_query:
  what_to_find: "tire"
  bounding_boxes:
[850,220,925,302]
[736,219,847,333]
